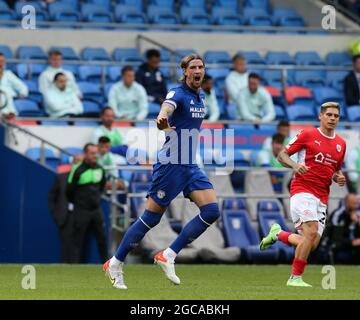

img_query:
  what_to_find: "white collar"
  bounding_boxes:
[317,127,335,139]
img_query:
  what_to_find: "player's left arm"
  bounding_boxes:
[333,143,347,186]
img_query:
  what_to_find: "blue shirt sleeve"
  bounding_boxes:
[163,87,183,110]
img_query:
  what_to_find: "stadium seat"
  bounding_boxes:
[147,6,179,25]
[79,65,104,83]
[114,5,147,24]
[265,51,295,65]
[0,44,12,58]
[60,147,83,164]
[104,82,115,97]
[294,51,325,66]
[113,48,143,63]
[286,105,315,121]
[276,15,305,27]
[237,51,266,64]
[81,47,111,61]
[212,7,243,26]
[62,64,80,79]
[49,46,80,60]
[26,147,60,170]
[222,209,280,262]
[0,7,16,21]
[345,105,360,122]
[257,201,294,261]
[29,63,46,80]
[81,100,101,117]
[116,0,144,11]
[107,66,121,82]
[175,49,197,62]
[206,68,229,87]
[274,105,287,120]
[16,64,46,80]
[264,85,285,106]
[325,70,348,91]
[262,70,283,88]
[214,0,240,12]
[148,0,175,10]
[294,70,326,88]
[244,0,271,12]
[17,46,47,60]
[131,170,152,182]
[77,82,103,104]
[85,0,112,11]
[313,87,344,105]
[180,7,212,26]
[23,80,42,104]
[325,51,352,66]
[222,198,246,210]
[48,3,81,22]
[245,10,273,27]
[203,51,231,64]
[284,86,313,105]
[81,4,114,23]
[14,99,42,117]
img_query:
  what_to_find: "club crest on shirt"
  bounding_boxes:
[166,91,175,99]
[157,190,166,199]
[336,144,341,152]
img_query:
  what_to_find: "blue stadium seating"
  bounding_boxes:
[245,12,273,27]
[222,198,246,210]
[175,49,197,62]
[60,147,83,164]
[26,147,60,169]
[107,66,122,82]
[181,0,207,10]
[274,105,287,120]
[147,6,179,25]
[287,105,315,121]
[265,51,295,65]
[344,105,360,121]
[113,48,143,63]
[81,47,111,61]
[212,10,243,27]
[49,46,80,60]
[204,50,231,64]
[222,209,280,262]
[17,46,47,60]
[237,51,266,64]
[294,51,325,66]
[114,5,147,24]
[48,3,81,22]
[244,0,271,12]
[325,52,352,66]
[262,70,283,87]
[257,200,294,262]
[325,70,348,91]
[14,99,42,117]
[313,87,344,105]
[0,7,16,21]
[116,0,144,11]
[0,44,12,58]
[85,0,112,11]
[14,1,44,16]
[214,0,240,12]
[294,70,326,88]
[180,7,212,26]
[148,0,175,10]
[23,80,42,104]
[206,68,229,87]
[81,100,101,117]
[277,15,305,27]
[16,63,46,80]
[104,82,115,97]
[79,65,104,83]
[148,102,161,118]
[77,82,103,104]
[81,4,114,23]
[62,64,80,79]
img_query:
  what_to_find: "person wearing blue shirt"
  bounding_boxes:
[104,54,221,289]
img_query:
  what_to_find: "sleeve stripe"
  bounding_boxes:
[164,100,177,109]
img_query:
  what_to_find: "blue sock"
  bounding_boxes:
[170,203,220,254]
[115,210,162,261]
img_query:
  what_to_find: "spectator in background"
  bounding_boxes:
[237,73,275,123]
[262,120,290,152]
[201,74,220,122]
[97,136,127,190]
[43,73,83,118]
[66,143,108,263]
[136,49,167,105]
[225,54,248,104]
[326,193,360,263]
[0,87,16,119]
[344,54,360,106]
[39,50,81,97]
[108,65,148,120]
[345,144,360,192]
[92,107,128,157]
[257,133,285,193]
[0,53,28,99]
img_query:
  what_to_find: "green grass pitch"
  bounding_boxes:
[0,264,360,300]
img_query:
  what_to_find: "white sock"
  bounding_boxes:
[163,248,177,263]
[110,256,123,267]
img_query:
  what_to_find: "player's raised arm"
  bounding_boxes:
[277,148,310,175]
[156,102,176,131]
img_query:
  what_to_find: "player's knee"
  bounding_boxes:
[140,209,162,229]
[305,228,318,243]
[200,202,220,225]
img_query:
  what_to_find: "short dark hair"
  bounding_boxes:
[232,54,245,63]
[48,50,62,57]
[353,54,360,63]
[203,74,212,82]
[146,49,160,59]
[277,120,289,128]
[83,143,97,153]
[121,65,134,75]
[272,133,285,144]
[320,102,340,113]
[100,106,114,116]
[53,72,65,82]
[248,72,261,81]
[98,136,111,144]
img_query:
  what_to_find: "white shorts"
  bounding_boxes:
[290,192,327,237]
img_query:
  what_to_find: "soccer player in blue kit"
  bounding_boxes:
[103,54,220,289]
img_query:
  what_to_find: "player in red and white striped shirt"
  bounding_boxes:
[260,102,347,287]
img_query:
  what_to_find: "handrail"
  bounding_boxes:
[0,19,359,33]
[136,34,183,59]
